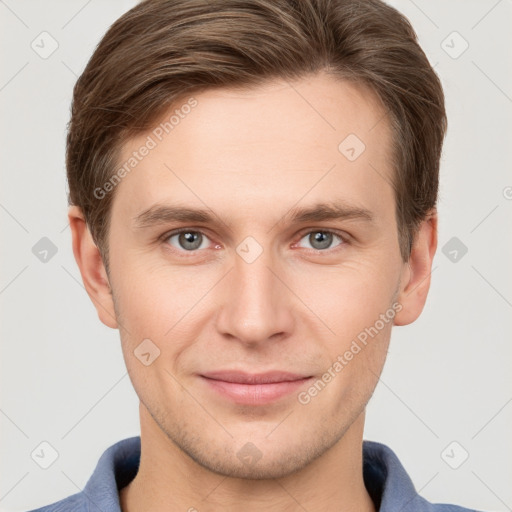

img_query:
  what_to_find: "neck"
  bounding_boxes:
[120,405,375,512]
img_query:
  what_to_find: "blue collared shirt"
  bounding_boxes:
[28,436,483,511]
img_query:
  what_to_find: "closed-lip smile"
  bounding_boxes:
[200,370,313,404]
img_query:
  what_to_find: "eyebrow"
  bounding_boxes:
[132,201,374,231]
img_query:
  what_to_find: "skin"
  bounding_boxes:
[69,71,437,512]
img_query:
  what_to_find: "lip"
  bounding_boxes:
[200,370,312,405]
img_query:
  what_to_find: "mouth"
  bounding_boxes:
[199,370,313,405]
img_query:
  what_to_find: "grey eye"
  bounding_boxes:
[299,231,343,251]
[167,231,209,251]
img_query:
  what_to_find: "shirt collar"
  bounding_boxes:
[363,440,434,511]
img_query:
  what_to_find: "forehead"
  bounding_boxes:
[111,72,394,226]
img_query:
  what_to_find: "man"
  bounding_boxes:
[29,0,484,510]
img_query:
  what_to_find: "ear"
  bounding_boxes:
[394,209,438,326]
[68,205,118,329]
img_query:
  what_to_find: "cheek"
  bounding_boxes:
[291,257,399,340]
[298,318,392,418]
[113,268,197,401]
[111,253,204,332]
[111,257,218,380]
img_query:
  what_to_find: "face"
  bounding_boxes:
[88,73,415,478]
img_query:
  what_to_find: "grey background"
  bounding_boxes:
[1,1,511,511]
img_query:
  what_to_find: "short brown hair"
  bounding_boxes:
[66,0,446,272]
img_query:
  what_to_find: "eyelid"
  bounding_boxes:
[295,227,350,241]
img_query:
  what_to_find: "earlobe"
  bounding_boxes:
[394,210,438,326]
[68,205,118,329]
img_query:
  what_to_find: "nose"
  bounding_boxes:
[214,245,295,347]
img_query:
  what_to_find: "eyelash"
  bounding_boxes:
[159,227,349,257]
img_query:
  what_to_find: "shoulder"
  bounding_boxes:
[429,505,487,512]
[25,491,86,512]
[25,436,140,512]
[363,440,488,512]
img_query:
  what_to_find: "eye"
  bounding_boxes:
[295,230,346,251]
[160,228,347,255]
[164,229,211,252]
